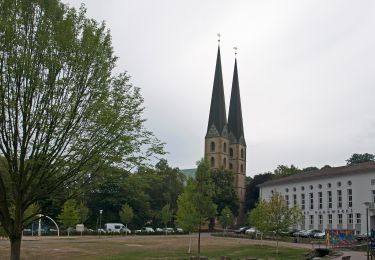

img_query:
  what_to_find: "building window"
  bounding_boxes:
[301,216,305,226]
[210,142,215,152]
[301,194,305,210]
[348,189,352,208]
[328,191,332,209]
[347,180,352,186]
[229,148,233,157]
[210,157,215,167]
[285,188,289,192]
[338,214,343,224]
[241,148,244,159]
[371,179,375,185]
[319,215,323,225]
[356,213,361,224]
[328,214,332,224]
[318,184,322,189]
[337,190,342,208]
[229,163,233,170]
[293,194,297,206]
[309,215,314,225]
[348,214,353,224]
[223,158,226,168]
[309,193,314,210]
[240,164,244,173]
[327,183,331,188]
[293,187,296,192]
[223,142,227,153]
[337,181,341,187]
[301,186,305,191]
[285,195,289,207]
[372,190,375,203]
[318,192,323,209]
[310,185,313,190]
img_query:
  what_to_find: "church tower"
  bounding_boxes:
[205,44,247,223]
[205,46,229,171]
[228,57,246,223]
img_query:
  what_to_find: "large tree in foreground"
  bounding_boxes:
[0,1,163,259]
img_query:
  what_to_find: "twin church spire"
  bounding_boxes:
[206,46,245,145]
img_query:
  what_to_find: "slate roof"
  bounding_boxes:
[228,58,245,145]
[259,161,375,187]
[206,46,227,136]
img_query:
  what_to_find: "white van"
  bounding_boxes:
[104,223,126,233]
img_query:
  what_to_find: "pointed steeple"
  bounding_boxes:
[228,58,245,144]
[206,46,227,136]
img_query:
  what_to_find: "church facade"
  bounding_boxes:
[205,46,246,223]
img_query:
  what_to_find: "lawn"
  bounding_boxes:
[0,235,309,260]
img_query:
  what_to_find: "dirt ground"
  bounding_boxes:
[0,234,367,260]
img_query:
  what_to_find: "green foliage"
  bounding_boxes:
[160,203,173,228]
[58,199,80,234]
[273,165,301,178]
[119,203,134,225]
[245,173,273,212]
[346,153,375,165]
[249,192,302,235]
[218,207,233,230]
[77,202,89,224]
[211,170,239,216]
[176,180,200,232]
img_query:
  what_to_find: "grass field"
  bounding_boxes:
[0,235,309,260]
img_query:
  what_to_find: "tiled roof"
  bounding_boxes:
[259,161,375,187]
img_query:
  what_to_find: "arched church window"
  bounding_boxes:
[229,163,233,170]
[229,148,233,157]
[223,142,227,153]
[241,164,244,173]
[210,141,215,152]
[223,158,227,168]
[211,157,215,167]
[241,148,244,159]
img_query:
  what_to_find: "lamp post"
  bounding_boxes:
[99,210,103,238]
[364,202,370,260]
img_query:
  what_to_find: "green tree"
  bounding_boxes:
[0,1,163,258]
[160,203,173,234]
[249,192,302,258]
[176,179,201,254]
[58,200,79,236]
[218,206,233,235]
[192,159,217,256]
[77,202,89,224]
[273,165,301,178]
[245,173,273,212]
[119,203,133,234]
[346,153,375,165]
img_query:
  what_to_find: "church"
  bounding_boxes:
[205,44,246,222]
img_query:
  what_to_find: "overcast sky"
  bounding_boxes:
[63,0,375,176]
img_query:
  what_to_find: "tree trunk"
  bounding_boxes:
[10,236,22,260]
[198,223,201,256]
[188,231,191,254]
[276,235,279,260]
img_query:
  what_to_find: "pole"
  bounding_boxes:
[367,207,370,260]
[38,215,42,236]
[99,210,103,238]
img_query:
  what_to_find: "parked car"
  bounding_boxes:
[292,230,306,237]
[135,227,155,233]
[234,226,249,234]
[156,228,163,232]
[175,228,183,233]
[355,233,369,241]
[245,227,257,234]
[302,229,321,238]
[121,227,132,234]
[313,231,325,239]
[163,227,174,233]
[281,228,300,236]
[104,223,126,233]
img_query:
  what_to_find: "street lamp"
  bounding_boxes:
[99,210,103,238]
[364,202,370,260]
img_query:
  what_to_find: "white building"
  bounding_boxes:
[259,162,375,234]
